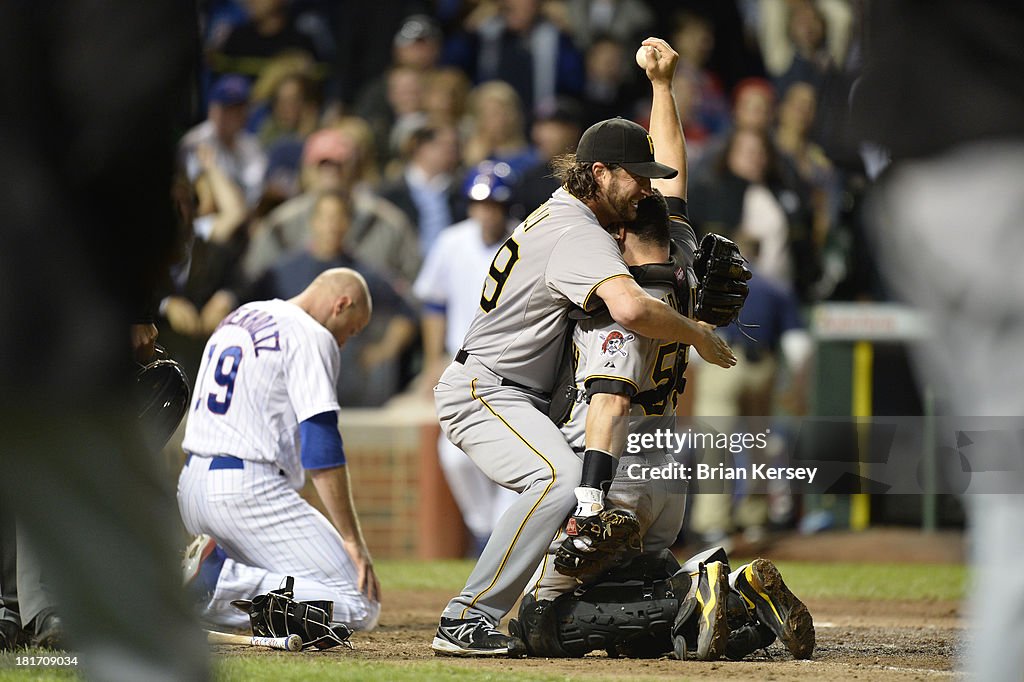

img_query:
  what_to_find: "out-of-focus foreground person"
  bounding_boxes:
[0,1,208,680]
[852,2,1024,681]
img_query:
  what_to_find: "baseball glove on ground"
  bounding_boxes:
[693,233,752,327]
[231,577,353,650]
[554,509,643,584]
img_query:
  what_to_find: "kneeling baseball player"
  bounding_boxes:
[510,41,813,662]
[177,269,381,641]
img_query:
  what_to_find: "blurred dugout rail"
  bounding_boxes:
[807,302,964,531]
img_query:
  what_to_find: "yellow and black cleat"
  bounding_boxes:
[734,558,815,659]
[694,560,730,660]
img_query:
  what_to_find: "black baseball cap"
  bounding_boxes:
[576,117,677,179]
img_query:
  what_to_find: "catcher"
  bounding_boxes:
[510,38,811,662]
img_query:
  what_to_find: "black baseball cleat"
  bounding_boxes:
[32,609,66,650]
[694,560,730,660]
[431,616,512,656]
[1,619,25,651]
[734,558,815,659]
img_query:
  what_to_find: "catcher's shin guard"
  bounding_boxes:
[732,558,814,659]
[512,572,683,658]
[554,592,678,658]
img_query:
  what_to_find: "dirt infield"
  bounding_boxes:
[216,588,964,681]
[215,530,967,680]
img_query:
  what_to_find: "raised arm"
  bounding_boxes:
[638,37,687,201]
[195,143,247,243]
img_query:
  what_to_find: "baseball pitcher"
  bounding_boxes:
[431,37,736,657]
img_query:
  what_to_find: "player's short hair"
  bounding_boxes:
[623,191,670,248]
[551,152,601,201]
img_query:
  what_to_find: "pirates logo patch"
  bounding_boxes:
[600,330,635,357]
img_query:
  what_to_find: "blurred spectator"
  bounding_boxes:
[252,191,418,406]
[731,77,777,133]
[260,138,305,214]
[690,128,820,300]
[508,96,582,220]
[250,67,322,213]
[446,0,584,116]
[334,116,383,189]
[762,0,846,96]
[774,81,838,248]
[245,52,319,133]
[671,69,713,165]
[330,1,433,109]
[412,162,520,551]
[256,70,321,148]
[354,14,443,168]
[462,80,538,175]
[180,74,268,207]
[687,235,811,548]
[672,11,730,139]
[241,126,421,288]
[579,35,638,129]
[383,67,429,164]
[379,124,465,254]
[423,67,472,129]
[759,0,852,82]
[559,0,653,52]
[160,146,249,378]
[693,76,777,179]
[654,0,764,92]
[207,0,332,86]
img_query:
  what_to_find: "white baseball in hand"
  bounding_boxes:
[635,45,656,70]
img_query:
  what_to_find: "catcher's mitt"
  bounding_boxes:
[692,233,752,327]
[554,509,643,584]
[231,577,353,650]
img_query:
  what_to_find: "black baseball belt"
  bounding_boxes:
[455,348,551,399]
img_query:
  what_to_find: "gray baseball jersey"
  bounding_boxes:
[561,196,697,450]
[530,197,696,602]
[460,187,631,391]
[433,187,634,628]
[560,276,692,451]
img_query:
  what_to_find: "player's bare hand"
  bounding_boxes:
[694,320,737,368]
[130,323,159,363]
[165,296,203,336]
[200,290,236,334]
[639,37,679,85]
[344,539,381,603]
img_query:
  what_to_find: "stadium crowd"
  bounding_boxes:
[164,0,872,547]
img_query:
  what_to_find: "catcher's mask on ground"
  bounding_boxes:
[231,576,353,650]
[135,346,190,448]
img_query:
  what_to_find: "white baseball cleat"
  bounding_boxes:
[182,534,217,586]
